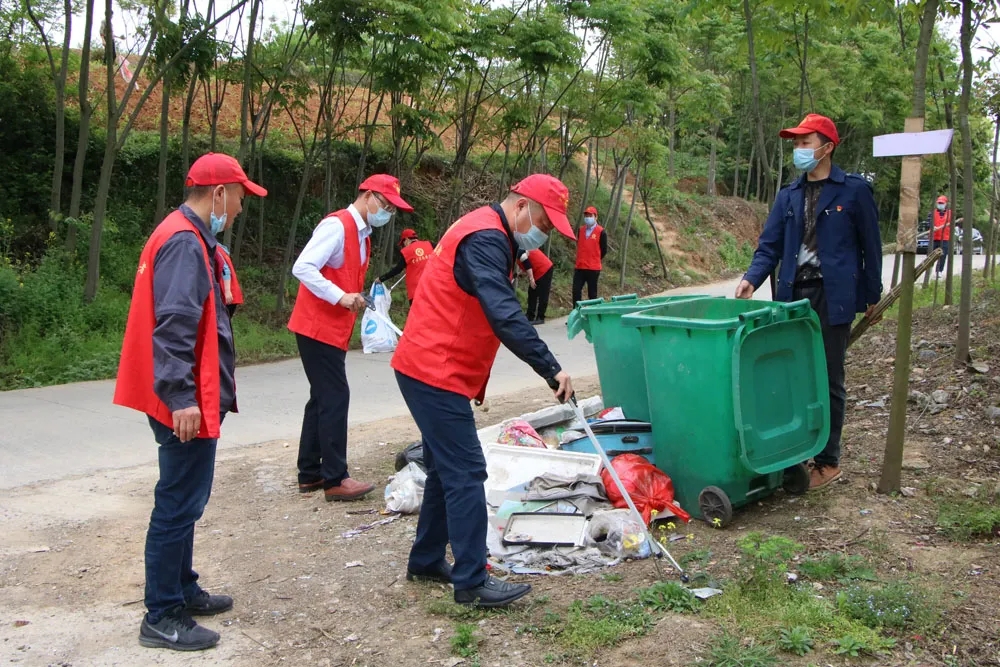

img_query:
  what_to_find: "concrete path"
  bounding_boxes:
[0,254,982,489]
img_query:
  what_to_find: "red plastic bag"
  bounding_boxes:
[600,453,691,524]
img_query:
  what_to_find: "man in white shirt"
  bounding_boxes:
[288,175,414,501]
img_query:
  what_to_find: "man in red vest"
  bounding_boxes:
[289,175,413,501]
[392,174,575,608]
[376,228,435,304]
[113,153,266,651]
[931,195,951,276]
[517,248,554,324]
[573,205,607,304]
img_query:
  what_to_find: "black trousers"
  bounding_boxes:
[295,333,351,488]
[572,269,600,305]
[932,239,949,273]
[527,270,553,321]
[793,282,850,467]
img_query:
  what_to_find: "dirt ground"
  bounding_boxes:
[3,296,1000,666]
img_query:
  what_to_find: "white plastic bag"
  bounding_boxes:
[361,282,398,354]
[585,509,652,558]
[385,462,427,514]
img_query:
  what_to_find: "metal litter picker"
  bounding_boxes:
[548,380,687,580]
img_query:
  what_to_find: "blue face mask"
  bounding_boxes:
[210,188,228,235]
[368,196,393,228]
[792,147,821,173]
[513,205,549,251]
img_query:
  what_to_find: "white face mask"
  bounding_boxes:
[367,194,393,228]
[210,187,228,234]
[584,216,597,227]
[513,204,549,251]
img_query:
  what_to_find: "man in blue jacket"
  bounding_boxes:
[736,114,882,490]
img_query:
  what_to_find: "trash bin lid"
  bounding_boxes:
[732,300,830,474]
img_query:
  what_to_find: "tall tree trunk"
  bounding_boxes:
[667,103,676,180]
[66,0,95,254]
[707,124,718,196]
[989,115,1000,282]
[742,0,773,203]
[879,0,938,495]
[798,9,809,118]
[744,141,755,200]
[578,137,593,222]
[239,0,259,164]
[155,77,171,225]
[955,0,975,364]
[276,153,317,313]
[774,127,784,198]
[639,167,669,279]
[733,119,743,196]
[84,0,118,302]
[181,74,199,175]
[619,164,640,289]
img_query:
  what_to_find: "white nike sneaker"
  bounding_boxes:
[139,610,219,651]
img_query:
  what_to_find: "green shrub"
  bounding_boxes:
[836,581,938,632]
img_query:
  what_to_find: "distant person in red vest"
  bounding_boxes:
[392,174,574,609]
[113,153,266,651]
[215,244,242,317]
[376,228,435,304]
[289,175,413,501]
[517,248,554,324]
[930,195,951,276]
[573,205,607,304]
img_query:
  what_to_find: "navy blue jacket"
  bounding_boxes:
[744,165,883,326]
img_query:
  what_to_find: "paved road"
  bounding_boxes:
[0,253,983,489]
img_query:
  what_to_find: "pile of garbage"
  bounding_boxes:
[384,396,693,576]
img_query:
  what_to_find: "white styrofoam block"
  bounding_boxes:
[484,443,602,506]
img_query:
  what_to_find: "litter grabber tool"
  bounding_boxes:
[547,379,687,581]
[362,293,404,337]
[390,275,405,292]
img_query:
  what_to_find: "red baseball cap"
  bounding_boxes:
[186,153,267,196]
[510,174,574,240]
[398,228,418,246]
[359,174,414,212]
[779,113,840,146]
[584,206,598,217]
[937,195,948,204]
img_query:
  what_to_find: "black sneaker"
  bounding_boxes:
[185,590,234,616]
[139,611,220,651]
[454,575,531,608]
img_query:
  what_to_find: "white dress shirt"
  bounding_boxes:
[292,204,371,306]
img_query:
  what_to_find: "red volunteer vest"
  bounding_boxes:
[216,247,243,305]
[113,210,224,438]
[392,206,512,400]
[519,248,553,279]
[576,224,604,270]
[400,239,435,300]
[933,209,951,241]
[287,210,371,351]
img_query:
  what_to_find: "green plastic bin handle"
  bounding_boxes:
[736,306,774,332]
[782,299,813,320]
[576,297,605,307]
[610,294,639,302]
[567,307,589,341]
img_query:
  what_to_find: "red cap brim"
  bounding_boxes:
[242,179,268,197]
[383,191,414,213]
[778,127,815,139]
[543,205,575,240]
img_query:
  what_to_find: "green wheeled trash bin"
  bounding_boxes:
[567,294,708,422]
[622,298,830,527]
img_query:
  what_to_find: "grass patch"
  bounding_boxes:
[778,625,814,656]
[836,580,940,632]
[937,494,1000,540]
[637,581,698,613]
[798,552,877,583]
[450,623,480,661]
[718,232,755,272]
[704,633,777,667]
[556,595,652,654]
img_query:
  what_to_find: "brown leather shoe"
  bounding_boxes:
[809,464,842,490]
[324,478,375,502]
[298,480,324,494]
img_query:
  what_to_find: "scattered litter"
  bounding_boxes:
[859,509,873,516]
[690,587,723,600]
[344,561,364,569]
[343,633,360,642]
[866,399,886,409]
[385,462,427,514]
[340,515,399,539]
[595,406,626,421]
[970,361,990,374]
[601,454,690,524]
[13,620,30,628]
[497,419,547,449]
[484,444,601,506]
[432,627,443,643]
[786,572,799,583]
[931,390,950,405]
[586,509,651,558]
[901,487,917,498]
[559,430,584,444]
[394,441,425,472]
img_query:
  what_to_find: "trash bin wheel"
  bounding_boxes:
[699,486,733,528]
[782,462,811,496]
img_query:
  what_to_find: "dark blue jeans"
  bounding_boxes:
[395,371,488,591]
[144,416,220,622]
[933,239,949,273]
